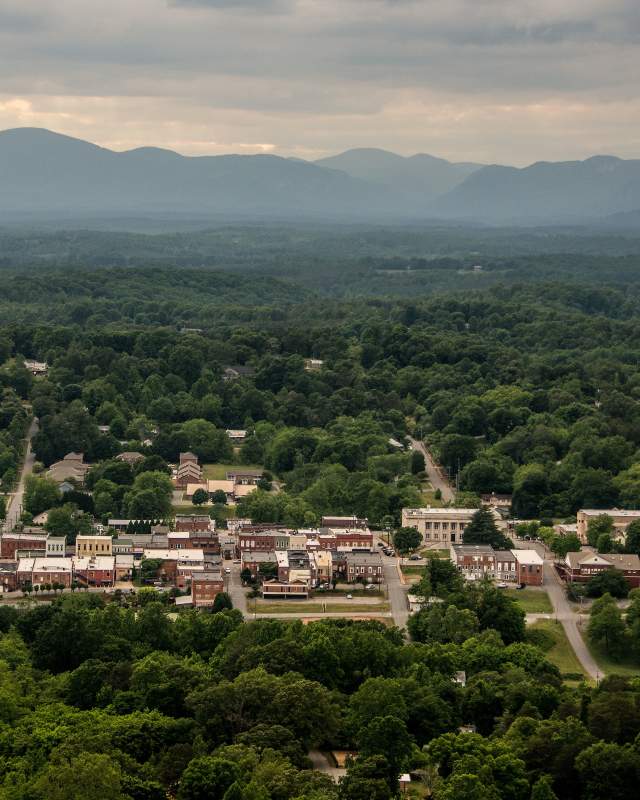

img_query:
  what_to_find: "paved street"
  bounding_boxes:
[383,556,410,629]
[225,560,248,615]
[4,417,38,532]
[409,436,455,502]
[513,539,600,681]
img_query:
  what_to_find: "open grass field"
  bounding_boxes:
[585,638,640,678]
[401,565,426,576]
[505,588,553,613]
[528,619,589,680]
[203,463,263,479]
[255,601,391,614]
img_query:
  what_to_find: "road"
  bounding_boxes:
[4,417,38,532]
[226,561,248,615]
[308,750,346,782]
[513,539,601,681]
[225,548,410,629]
[409,437,455,503]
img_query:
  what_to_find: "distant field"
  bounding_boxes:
[528,619,589,680]
[203,463,263,479]
[506,588,553,614]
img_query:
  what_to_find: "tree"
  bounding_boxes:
[125,470,173,518]
[339,755,394,800]
[23,475,60,515]
[358,715,413,781]
[586,569,629,599]
[586,514,614,547]
[624,520,640,555]
[463,507,512,549]
[575,741,640,800]
[531,776,558,800]
[0,495,5,521]
[211,489,228,504]
[34,753,124,800]
[551,533,582,559]
[212,592,233,612]
[178,756,239,800]
[410,450,425,474]
[45,503,93,544]
[588,595,628,658]
[393,526,422,554]
[140,558,163,583]
[192,488,209,506]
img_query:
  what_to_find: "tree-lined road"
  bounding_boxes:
[409,437,455,503]
[3,417,38,532]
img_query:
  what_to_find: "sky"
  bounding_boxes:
[0,0,638,165]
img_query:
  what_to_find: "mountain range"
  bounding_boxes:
[0,127,639,225]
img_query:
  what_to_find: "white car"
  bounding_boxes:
[346,594,353,599]
[224,568,231,575]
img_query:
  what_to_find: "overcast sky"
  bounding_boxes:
[0,0,638,164]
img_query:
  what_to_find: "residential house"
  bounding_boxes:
[47,453,91,485]
[223,365,255,381]
[226,469,264,484]
[75,535,113,558]
[225,429,247,443]
[116,451,145,466]
[23,359,48,375]
[576,509,640,544]
[559,550,640,588]
[480,493,513,510]
[345,552,384,584]
[176,452,202,489]
[304,358,324,371]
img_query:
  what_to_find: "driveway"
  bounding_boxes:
[409,437,455,502]
[4,417,38,531]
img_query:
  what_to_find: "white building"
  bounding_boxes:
[402,506,504,546]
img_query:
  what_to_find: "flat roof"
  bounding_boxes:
[514,549,544,565]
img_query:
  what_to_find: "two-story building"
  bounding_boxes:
[345,552,384,584]
[576,509,640,544]
[402,506,504,547]
[75,535,113,558]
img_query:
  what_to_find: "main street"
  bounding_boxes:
[409,436,455,503]
[3,417,38,532]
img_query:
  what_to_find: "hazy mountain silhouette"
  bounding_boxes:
[315,147,481,200]
[1,128,639,224]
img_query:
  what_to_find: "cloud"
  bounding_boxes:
[0,0,637,164]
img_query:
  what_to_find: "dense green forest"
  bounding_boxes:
[1,562,640,800]
[3,223,640,799]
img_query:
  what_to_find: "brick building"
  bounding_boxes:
[559,550,640,588]
[1,532,48,559]
[17,557,72,588]
[73,556,116,587]
[192,571,225,608]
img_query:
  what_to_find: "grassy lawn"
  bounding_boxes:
[401,565,426,576]
[171,504,211,515]
[203,463,263,479]
[528,619,589,680]
[585,637,640,678]
[316,589,384,598]
[256,601,390,614]
[505,588,553,613]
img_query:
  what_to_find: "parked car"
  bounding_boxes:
[409,554,422,561]
[377,542,385,547]
[366,584,378,590]
[496,582,508,589]
[516,583,525,590]
[224,567,231,575]
[346,594,353,599]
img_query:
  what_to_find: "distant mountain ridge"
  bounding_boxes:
[0,127,639,225]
